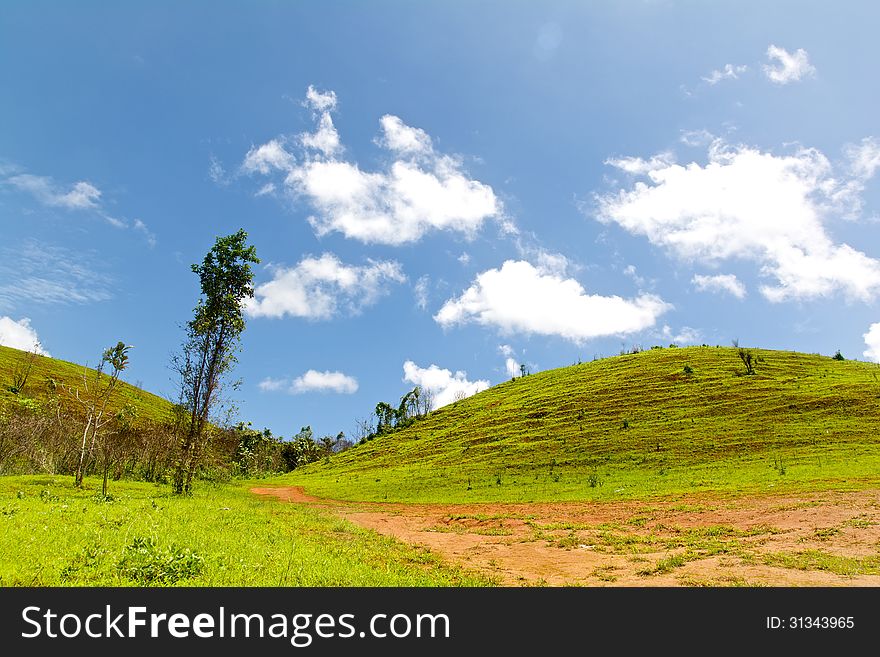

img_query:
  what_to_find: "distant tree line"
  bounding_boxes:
[354,385,434,444]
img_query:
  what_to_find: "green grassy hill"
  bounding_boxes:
[285,347,880,503]
[0,344,173,423]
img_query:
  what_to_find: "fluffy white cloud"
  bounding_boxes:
[763,45,815,84]
[692,273,746,299]
[505,357,520,378]
[259,370,359,394]
[434,260,670,343]
[292,370,358,394]
[702,63,748,85]
[241,87,503,245]
[241,139,295,175]
[0,316,49,355]
[597,140,880,302]
[863,323,880,363]
[402,360,489,408]
[245,253,405,319]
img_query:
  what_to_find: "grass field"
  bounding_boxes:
[281,347,880,503]
[0,475,490,586]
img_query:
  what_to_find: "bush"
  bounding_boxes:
[683,364,694,375]
[832,350,845,361]
[117,536,204,585]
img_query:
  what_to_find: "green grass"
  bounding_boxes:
[763,550,880,577]
[0,344,173,423]
[0,475,491,586]
[281,347,880,502]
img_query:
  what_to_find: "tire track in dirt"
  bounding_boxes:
[252,486,880,586]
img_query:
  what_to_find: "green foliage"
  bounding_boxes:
[833,350,845,361]
[117,536,204,585]
[683,364,694,375]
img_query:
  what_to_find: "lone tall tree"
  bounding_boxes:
[172,229,259,495]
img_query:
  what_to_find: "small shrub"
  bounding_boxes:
[683,364,694,375]
[117,537,204,585]
[621,418,630,429]
[832,350,845,361]
[588,473,602,488]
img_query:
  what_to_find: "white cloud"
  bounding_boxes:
[292,370,358,394]
[702,63,748,85]
[657,324,701,345]
[245,253,405,320]
[605,152,675,175]
[845,137,880,181]
[414,275,430,311]
[299,87,341,156]
[0,316,49,356]
[376,115,433,155]
[133,219,156,248]
[498,344,515,357]
[505,357,520,378]
[402,360,489,408]
[692,273,746,299]
[434,260,670,343]
[241,139,295,175]
[208,156,228,185]
[863,323,880,362]
[763,45,815,84]
[597,140,880,302]
[3,169,153,243]
[6,174,101,209]
[241,87,503,245]
[257,377,288,392]
[304,85,337,113]
[457,252,471,266]
[259,371,358,394]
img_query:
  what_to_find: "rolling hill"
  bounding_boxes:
[285,346,880,502]
[0,344,174,423]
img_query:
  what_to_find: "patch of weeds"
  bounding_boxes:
[626,515,652,528]
[556,532,584,549]
[117,536,204,585]
[39,489,58,502]
[762,550,880,577]
[61,543,106,581]
[844,516,877,529]
[591,565,618,582]
[587,472,602,488]
[637,553,689,576]
[812,527,841,541]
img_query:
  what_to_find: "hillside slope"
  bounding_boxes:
[0,344,173,423]
[286,347,880,502]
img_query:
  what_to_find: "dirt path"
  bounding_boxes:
[251,486,880,586]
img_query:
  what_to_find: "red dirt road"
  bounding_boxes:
[251,486,880,586]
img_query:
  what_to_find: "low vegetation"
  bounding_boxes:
[0,475,490,586]
[282,346,880,502]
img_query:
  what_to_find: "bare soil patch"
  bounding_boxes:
[252,487,880,586]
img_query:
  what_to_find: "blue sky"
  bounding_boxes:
[2,1,879,439]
